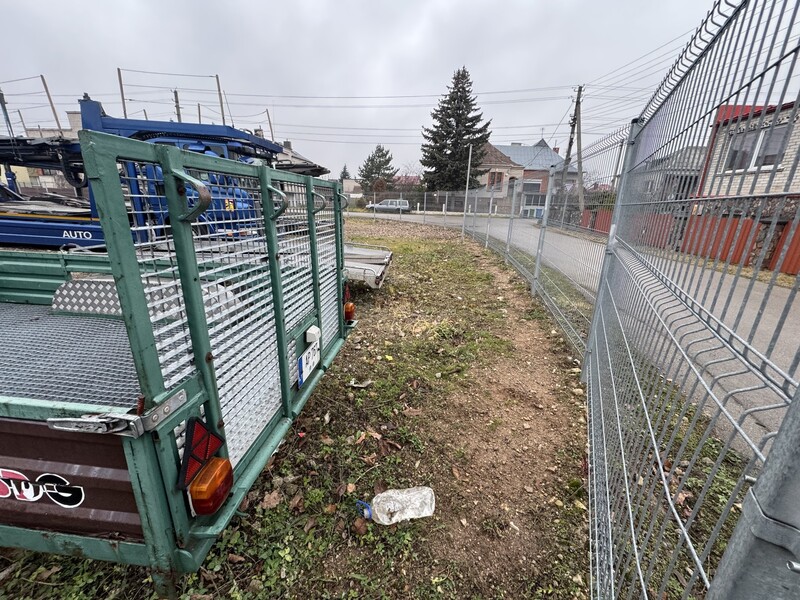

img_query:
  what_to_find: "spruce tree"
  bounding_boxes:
[339,164,351,182]
[420,67,491,190]
[357,145,398,193]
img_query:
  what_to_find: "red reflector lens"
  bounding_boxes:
[188,457,233,516]
[178,417,226,489]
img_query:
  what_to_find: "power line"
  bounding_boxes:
[588,27,696,85]
[119,68,215,78]
[0,76,41,85]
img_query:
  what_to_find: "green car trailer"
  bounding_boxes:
[0,130,352,596]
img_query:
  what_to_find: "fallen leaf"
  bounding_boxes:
[676,490,693,506]
[227,553,246,564]
[385,355,394,361]
[259,490,282,510]
[574,500,587,511]
[452,465,461,480]
[324,503,337,514]
[0,564,15,585]
[336,482,347,497]
[366,426,382,440]
[354,432,367,445]
[346,482,356,494]
[289,492,304,513]
[361,453,377,466]
[460,518,467,527]
[403,407,423,417]
[36,565,61,581]
[303,517,317,532]
[199,568,216,584]
[320,435,334,446]
[378,438,403,457]
[353,517,368,536]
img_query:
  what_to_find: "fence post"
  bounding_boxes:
[472,191,478,234]
[484,186,495,249]
[423,191,427,224]
[533,167,556,292]
[505,178,519,263]
[583,118,640,376]
[708,385,800,599]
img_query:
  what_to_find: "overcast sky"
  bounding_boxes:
[3,0,713,177]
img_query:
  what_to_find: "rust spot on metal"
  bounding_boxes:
[205,352,214,363]
[217,419,225,430]
[136,395,145,416]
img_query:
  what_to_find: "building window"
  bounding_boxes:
[488,172,504,190]
[724,123,789,171]
[523,181,542,194]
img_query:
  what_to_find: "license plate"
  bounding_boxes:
[297,339,321,387]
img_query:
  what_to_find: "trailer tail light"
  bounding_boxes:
[344,301,356,321]
[188,457,233,516]
[178,417,232,515]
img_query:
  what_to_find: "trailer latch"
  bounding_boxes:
[47,413,144,437]
[47,390,188,438]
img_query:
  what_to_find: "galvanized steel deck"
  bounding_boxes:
[0,303,140,408]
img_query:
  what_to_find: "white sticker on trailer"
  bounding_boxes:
[297,339,321,387]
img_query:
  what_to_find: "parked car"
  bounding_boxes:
[365,198,412,213]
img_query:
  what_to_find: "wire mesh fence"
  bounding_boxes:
[350,1,800,596]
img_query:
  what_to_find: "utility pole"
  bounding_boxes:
[215,74,226,126]
[173,90,182,123]
[558,86,581,225]
[40,75,62,134]
[17,110,27,135]
[575,85,585,214]
[265,108,275,140]
[0,89,15,138]
[117,68,128,118]
[224,92,235,128]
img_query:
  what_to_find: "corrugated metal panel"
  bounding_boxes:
[0,418,143,540]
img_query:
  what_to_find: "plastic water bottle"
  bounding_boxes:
[371,486,436,525]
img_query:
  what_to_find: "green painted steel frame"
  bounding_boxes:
[0,130,351,595]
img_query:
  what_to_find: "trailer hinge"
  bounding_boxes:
[47,390,188,438]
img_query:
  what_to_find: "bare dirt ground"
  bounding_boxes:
[339,220,590,599]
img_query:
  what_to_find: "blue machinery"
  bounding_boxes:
[0,97,316,247]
